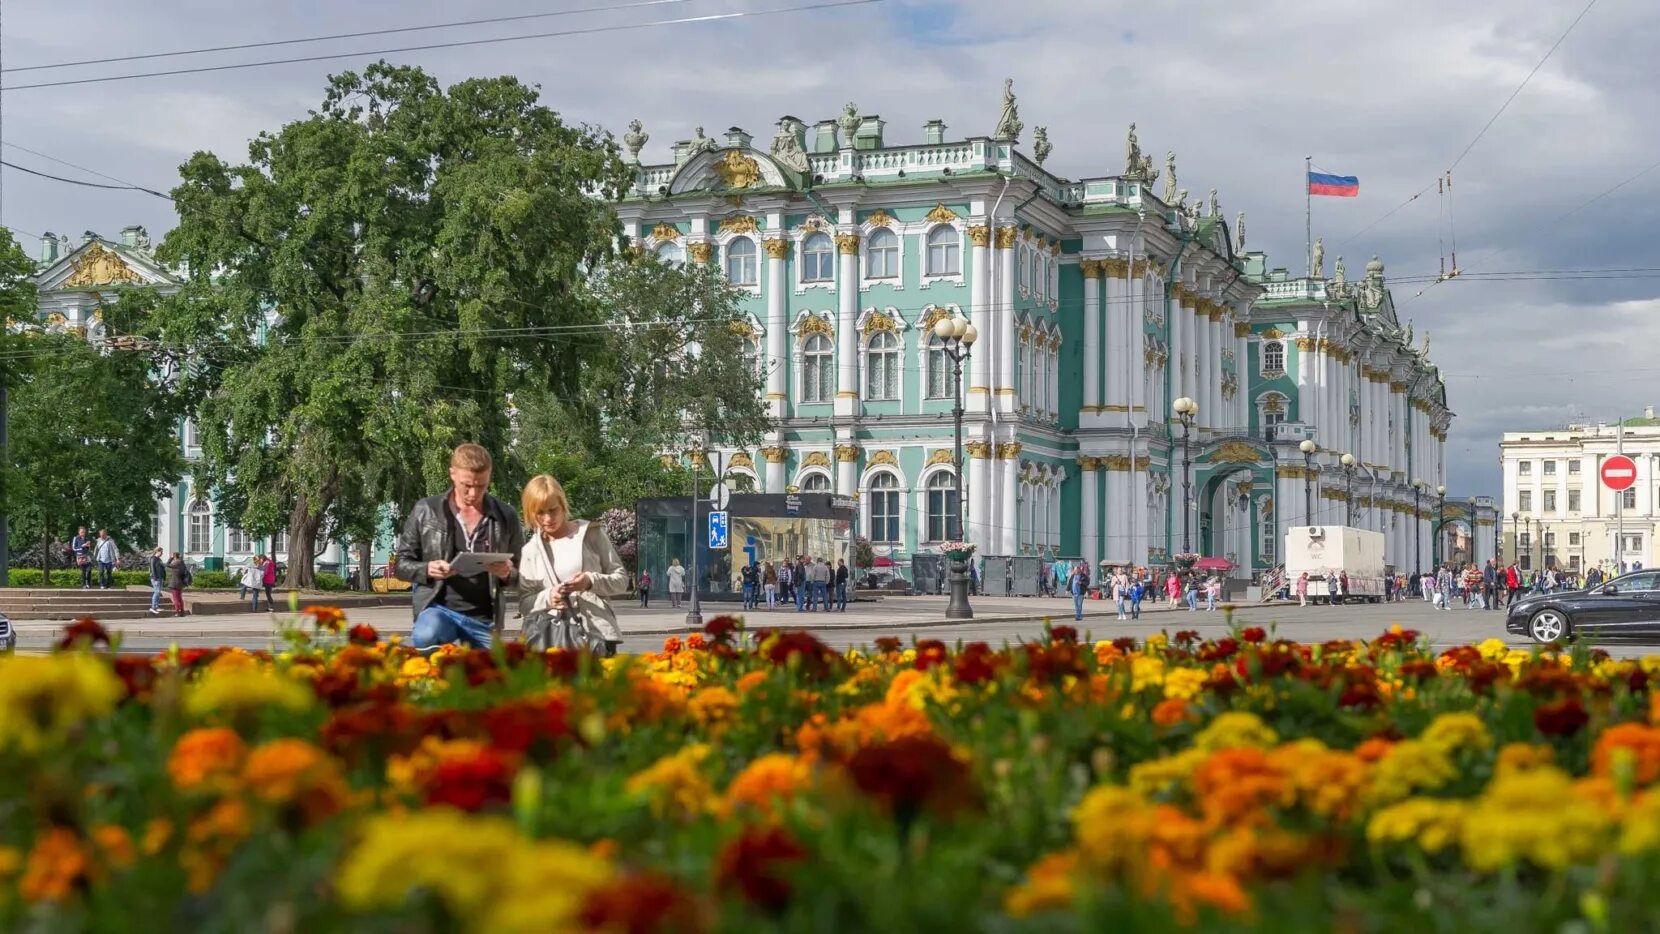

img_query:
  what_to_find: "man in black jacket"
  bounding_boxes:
[834,558,850,611]
[395,444,524,649]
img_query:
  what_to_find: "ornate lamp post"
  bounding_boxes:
[1173,397,1198,554]
[1512,511,1520,569]
[1413,479,1427,575]
[934,315,978,619]
[1339,453,1358,526]
[1434,484,1446,568]
[1298,439,1317,525]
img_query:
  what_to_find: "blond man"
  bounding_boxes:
[394,443,524,649]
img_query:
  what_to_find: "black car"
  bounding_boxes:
[0,610,13,652]
[1506,570,1660,643]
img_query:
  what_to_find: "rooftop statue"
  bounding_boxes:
[623,119,648,163]
[687,126,718,155]
[994,78,1023,142]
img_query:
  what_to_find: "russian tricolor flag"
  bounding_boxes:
[1308,171,1360,197]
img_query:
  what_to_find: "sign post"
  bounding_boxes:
[708,510,730,551]
[1603,451,1637,572]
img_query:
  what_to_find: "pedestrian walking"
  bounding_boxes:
[147,547,166,615]
[763,561,778,609]
[812,558,832,612]
[94,529,118,589]
[666,558,686,609]
[392,443,524,651]
[1205,575,1221,611]
[236,561,253,602]
[794,557,809,612]
[260,554,277,609]
[165,553,190,616]
[638,570,652,608]
[1067,562,1089,621]
[740,561,759,610]
[835,559,850,611]
[777,561,792,606]
[1129,574,1144,619]
[71,526,93,589]
[1296,571,1309,607]
[1165,571,1180,606]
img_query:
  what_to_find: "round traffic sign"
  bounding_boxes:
[709,482,732,511]
[1601,454,1638,492]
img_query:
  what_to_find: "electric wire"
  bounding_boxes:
[1,0,885,92]
[1,158,172,197]
[2,141,173,198]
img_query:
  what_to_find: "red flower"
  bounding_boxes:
[913,640,950,671]
[1023,642,1087,683]
[436,649,505,687]
[56,617,111,651]
[1198,638,1240,662]
[312,669,365,707]
[761,631,839,679]
[704,615,742,643]
[424,747,516,812]
[579,872,706,934]
[1049,626,1080,645]
[304,606,346,632]
[321,701,424,761]
[1398,660,1440,682]
[346,624,379,646]
[1110,636,1137,652]
[1534,697,1590,737]
[112,655,158,700]
[953,643,1004,685]
[873,637,903,654]
[1239,626,1267,644]
[175,648,222,670]
[715,827,809,913]
[844,734,978,821]
[1373,627,1421,650]
[480,694,571,754]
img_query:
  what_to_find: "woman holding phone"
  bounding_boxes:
[516,474,630,656]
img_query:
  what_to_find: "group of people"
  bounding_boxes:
[738,557,851,612]
[233,556,280,610]
[1061,564,1226,620]
[68,526,120,589]
[1416,559,1591,610]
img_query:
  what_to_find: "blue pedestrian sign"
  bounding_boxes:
[708,510,730,550]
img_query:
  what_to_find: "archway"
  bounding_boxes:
[1199,466,1259,576]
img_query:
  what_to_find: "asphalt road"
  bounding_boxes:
[14,594,1660,657]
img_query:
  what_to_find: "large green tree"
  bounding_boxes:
[153,63,633,586]
[0,228,38,574]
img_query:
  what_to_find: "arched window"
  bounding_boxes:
[925,333,951,399]
[925,226,960,276]
[866,228,899,279]
[869,473,901,543]
[1017,337,1030,404]
[725,238,757,285]
[926,472,959,542]
[802,333,833,403]
[801,233,834,283]
[865,331,900,401]
[1034,341,1048,412]
[740,336,760,375]
[1261,340,1285,375]
[656,241,684,264]
[801,473,831,492]
[187,500,212,554]
[227,528,252,554]
[1017,247,1029,289]
[1035,254,1046,300]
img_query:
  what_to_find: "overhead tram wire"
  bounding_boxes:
[1,0,700,74]
[2,142,173,199]
[1,158,172,197]
[1339,0,1601,249]
[1,0,886,92]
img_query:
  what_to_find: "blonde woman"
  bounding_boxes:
[516,474,630,656]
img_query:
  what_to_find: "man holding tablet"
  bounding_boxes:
[395,443,524,650]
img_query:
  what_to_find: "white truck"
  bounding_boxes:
[1283,526,1387,604]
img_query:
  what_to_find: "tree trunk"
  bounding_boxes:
[41,518,50,587]
[355,540,372,590]
[283,493,326,590]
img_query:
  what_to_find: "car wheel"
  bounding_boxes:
[1528,609,1570,644]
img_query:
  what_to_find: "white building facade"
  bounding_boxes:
[1500,417,1660,574]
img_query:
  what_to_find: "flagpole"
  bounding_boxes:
[1304,155,1313,279]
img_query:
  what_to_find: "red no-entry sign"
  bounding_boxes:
[1601,454,1638,492]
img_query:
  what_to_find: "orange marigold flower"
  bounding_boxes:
[1192,748,1293,829]
[89,825,136,871]
[688,686,740,729]
[1592,723,1660,786]
[1151,698,1193,728]
[182,798,251,893]
[736,670,769,694]
[1171,870,1252,923]
[304,605,346,632]
[1004,850,1079,917]
[243,739,348,821]
[19,828,88,903]
[141,819,172,857]
[724,754,815,817]
[167,728,248,792]
[1353,737,1395,763]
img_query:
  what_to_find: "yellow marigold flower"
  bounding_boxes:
[1420,712,1492,756]
[1367,797,1467,852]
[1004,849,1079,916]
[396,656,434,682]
[167,728,248,792]
[18,828,88,904]
[1617,792,1660,855]
[688,686,739,728]
[1073,785,1157,871]
[1280,745,1368,819]
[0,846,21,879]
[1194,712,1279,752]
[184,666,313,719]
[1162,667,1208,700]
[1145,633,1169,652]
[1128,748,1208,798]
[1460,766,1610,871]
[1496,742,1555,775]
[1476,638,1510,660]
[624,744,715,820]
[1365,740,1456,806]
[0,654,124,754]
[1130,656,1166,693]
[141,819,172,857]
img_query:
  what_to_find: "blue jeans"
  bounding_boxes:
[98,561,114,588]
[1072,591,1084,619]
[1186,590,1198,611]
[1130,597,1142,619]
[795,582,806,611]
[412,605,495,650]
[836,582,847,611]
[150,578,163,611]
[813,581,829,611]
[742,582,755,609]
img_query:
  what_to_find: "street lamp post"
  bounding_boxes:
[1433,484,1446,568]
[1413,479,1426,575]
[934,315,978,619]
[1340,453,1357,527]
[1299,439,1318,526]
[685,449,726,630]
[1174,397,1198,554]
[1512,511,1520,572]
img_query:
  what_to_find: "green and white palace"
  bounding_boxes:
[616,83,1462,577]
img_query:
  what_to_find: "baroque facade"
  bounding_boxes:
[23,228,355,571]
[617,88,1460,574]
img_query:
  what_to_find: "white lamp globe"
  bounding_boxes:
[1299,439,1317,455]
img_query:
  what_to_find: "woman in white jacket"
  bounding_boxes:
[666,558,687,608]
[516,474,631,656]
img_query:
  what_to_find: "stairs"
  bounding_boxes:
[0,587,163,621]
[1259,566,1286,603]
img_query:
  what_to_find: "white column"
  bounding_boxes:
[1104,260,1128,426]
[969,225,991,410]
[996,228,1017,413]
[999,444,1021,554]
[1207,310,1223,430]
[835,447,857,497]
[1081,262,1101,413]
[834,232,860,418]
[1079,458,1099,569]
[968,443,992,549]
[764,239,789,419]
[1130,271,1148,422]
[763,448,786,494]
[1109,459,1132,562]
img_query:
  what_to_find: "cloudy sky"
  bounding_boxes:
[6,0,1655,495]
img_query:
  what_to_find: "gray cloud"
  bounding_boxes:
[6,0,1655,496]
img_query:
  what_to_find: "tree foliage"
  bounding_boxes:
[151,63,633,586]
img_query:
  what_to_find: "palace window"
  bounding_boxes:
[1017,247,1029,290]
[1544,490,1557,512]
[1261,341,1285,376]
[926,472,958,542]
[925,334,951,399]
[725,238,757,286]
[1568,489,1581,512]
[1546,531,1557,548]
[655,241,684,264]
[1568,460,1581,475]
[1034,341,1048,413]
[925,227,960,276]
[1624,489,1637,510]
[1519,490,1532,512]
[865,331,900,401]
[1543,460,1556,475]
[226,528,253,554]
[802,233,834,283]
[740,336,760,376]
[1570,532,1581,546]
[869,473,900,543]
[1518,460,1532,475]
[273,531,289,555]
[801,473,831,492]
[867,228,899,280]
[801,334,833,403]
[1624,533,1644,553]
[184,419,201,454]
[187,500,212,554]
[1519,532,1531,551]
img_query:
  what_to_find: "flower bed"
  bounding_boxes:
[3,615,1660,931]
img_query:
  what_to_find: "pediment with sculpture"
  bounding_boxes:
[668,147,797,196]
[35,239,178,294]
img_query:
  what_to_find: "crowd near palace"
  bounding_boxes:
[23,81,1507,580]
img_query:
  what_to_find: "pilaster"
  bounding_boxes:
[764,239,790,418]
[995,226,1018,414]
[1078,457,1099,569]
[834,232,861,418]
[1080,260,1102,418]
[968,225,991,410]
[998,441,1021,554]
